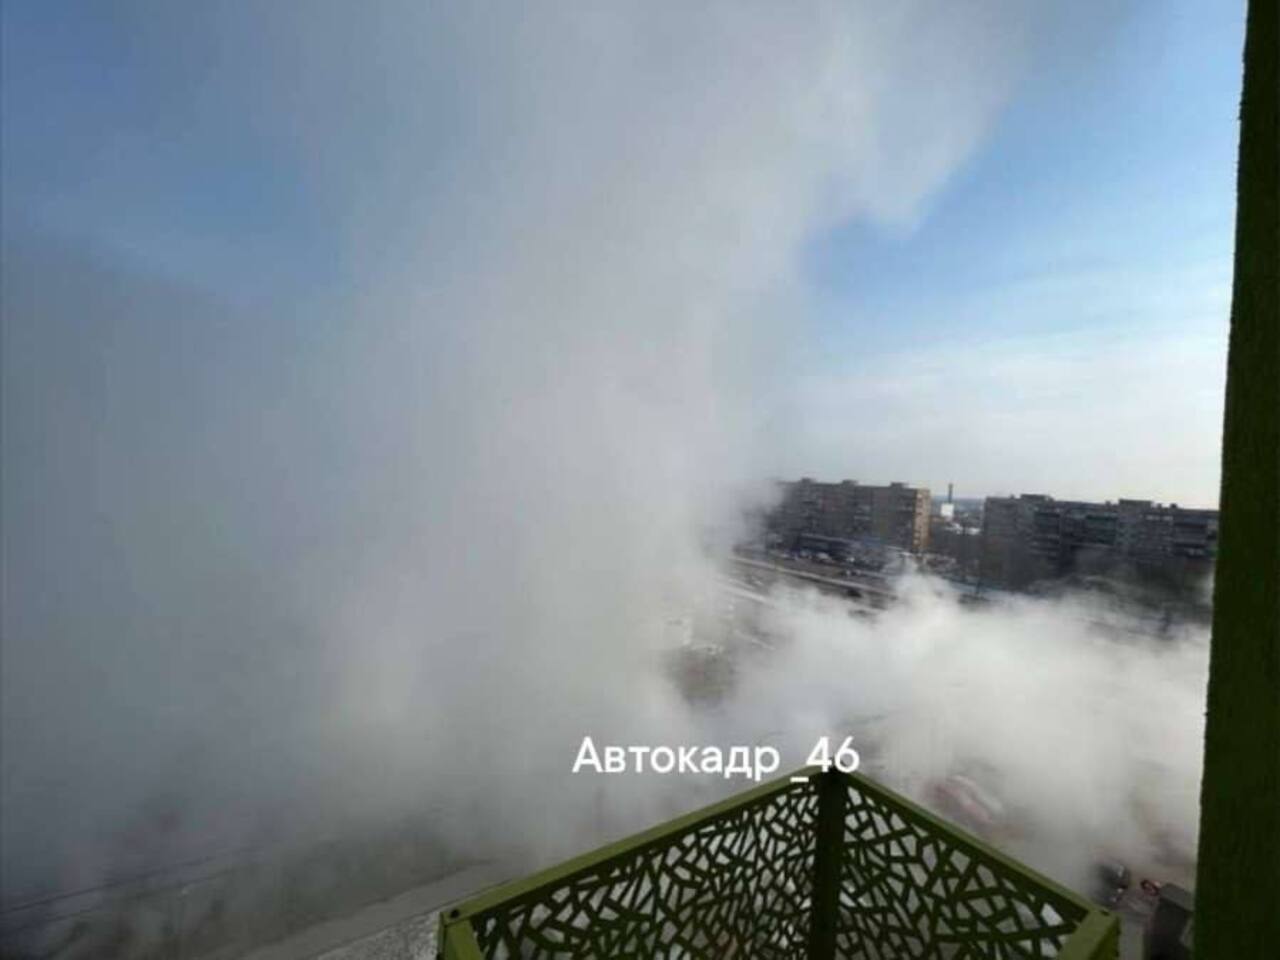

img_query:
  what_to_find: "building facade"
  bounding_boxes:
[979,494,1218,589]
[768,479,932,554]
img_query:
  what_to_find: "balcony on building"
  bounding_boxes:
[437,769,1119,959]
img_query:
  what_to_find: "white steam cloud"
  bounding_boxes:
[728,577,1206,891]
[2,0,1197,942]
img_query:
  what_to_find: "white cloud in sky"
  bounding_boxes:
[3,0,1069,899]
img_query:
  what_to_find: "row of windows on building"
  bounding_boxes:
[978,494,1218,589]
[761,481,1218,591]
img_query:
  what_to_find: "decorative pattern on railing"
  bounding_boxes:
[472,783,818,958]
[836,778,1088,959]
[438,771,1118,960]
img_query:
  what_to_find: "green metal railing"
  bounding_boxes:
[438,769,1118,959]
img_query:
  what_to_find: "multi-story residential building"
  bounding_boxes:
[979,494,1218,589]
[768,478,931,554]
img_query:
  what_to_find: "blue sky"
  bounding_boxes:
[3,0,1247,508]
[781,1,1244,506]
[804,2,1240,353]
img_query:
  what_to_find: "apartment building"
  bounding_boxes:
[979,494,1218,589]
[768,478,932,554]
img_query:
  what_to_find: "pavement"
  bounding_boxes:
[231,863,514,960]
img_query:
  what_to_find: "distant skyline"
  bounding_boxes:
[770,474,1215,511]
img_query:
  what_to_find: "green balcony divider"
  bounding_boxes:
[1194,0,1280,955]
[806,770,847,960]
[437,769,1118,959]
